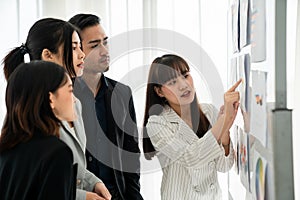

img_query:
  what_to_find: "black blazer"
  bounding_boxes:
[74,76,143,200]
[0,135,77,200]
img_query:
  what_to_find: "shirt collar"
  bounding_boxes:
[100,74,109,89]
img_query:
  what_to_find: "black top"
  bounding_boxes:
[74,75,143,200]
[0,134,77,200]
[94,75,115,188]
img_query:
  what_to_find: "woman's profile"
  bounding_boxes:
[0,61,77,200]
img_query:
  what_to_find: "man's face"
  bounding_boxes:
[81,24,110,74]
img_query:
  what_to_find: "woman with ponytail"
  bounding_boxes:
[2,18,111,200]
[0,61,77,200]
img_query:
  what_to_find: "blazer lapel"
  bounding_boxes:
[162,107,199,144]
[104,83,118,146]
[72,119,86,151]
[61,121,83,149]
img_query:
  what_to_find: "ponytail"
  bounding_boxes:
[3,44,29,80]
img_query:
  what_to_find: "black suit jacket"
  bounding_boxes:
[0,135,77,200]
[74,76,143,200]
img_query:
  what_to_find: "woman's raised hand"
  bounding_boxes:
[211,79,242,141]
[223,79,242,130]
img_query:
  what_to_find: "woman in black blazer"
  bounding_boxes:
[0,61,77,200]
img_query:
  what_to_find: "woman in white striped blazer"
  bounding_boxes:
[143,54,242,200]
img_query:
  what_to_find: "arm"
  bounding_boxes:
[216,105,231,155]
[77,187,111,200]
[210,79,241,142]
[75,189,86,200]
[123,135,142,200]
[208,80,240,171]
[215,141,234,172]
[84,170,111,200]
[75,170,103,200]
[147,115,223,169]
[214,123,234,172]
[204,104,235,171]
[210,79,242,172]
[83,168,103,192]
[147,98,239,170]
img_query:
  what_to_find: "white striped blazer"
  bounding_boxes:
[146,103,234,200]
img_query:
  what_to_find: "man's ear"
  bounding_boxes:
[41,49,54,61]
[154,86,164,98]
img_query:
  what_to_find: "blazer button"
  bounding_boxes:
[210,183,215,190]
[193,185,201,192]
[209,161,215,168]
[77,179,82,185]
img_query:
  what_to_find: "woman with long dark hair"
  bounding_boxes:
[143,54,241,199]
[0,61,77,200]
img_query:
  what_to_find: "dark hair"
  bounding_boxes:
[68,13,101,31]
[143,54,210,160]
[2,18,79,80]
[0,61,68,153]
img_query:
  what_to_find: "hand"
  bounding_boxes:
[223,79,242,130]
[86,192,106,200]
[94,182,112,200]
[210,79,241,144]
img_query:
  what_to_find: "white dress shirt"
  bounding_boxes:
[146,103,234,200]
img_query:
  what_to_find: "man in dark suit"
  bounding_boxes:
[69,14,143,200]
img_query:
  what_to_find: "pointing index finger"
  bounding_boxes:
[228,78,242,92]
